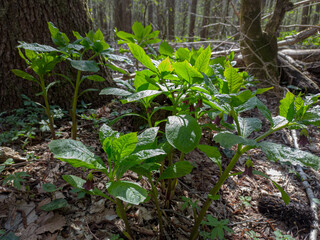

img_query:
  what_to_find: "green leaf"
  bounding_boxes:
[116,31,135,43]
[165,115,201,153]
[159,161,194,180]
[49,139,106,171]
[99,124,119,145]
[135,127,159,152]
[17,41,59,52]
[175,48,190,62]
[173,60,203,84]
[279,92,295,121]
[194,45,211,73]
[224,65,244,93]
[42,183,59,193]
[70,60,99,72]
[62,175,86,189]
[11,69,38,83]
[123,90,161,103]
[86,75,105,82]
[100,87,132,97]
[107,181,147,205]
[258,141,320,170]
[272,116,288,129]
[127,43,157,72]
[40,198,68,211]
[112,132,138,160]
[253,170,290,204]
[158,57,174,74]
[213,132,256,149]
[159,41,173,57]
[238,117,262,138]
[197,144,221,159]
[48,22,69,47]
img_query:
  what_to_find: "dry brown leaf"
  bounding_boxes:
[35,213,66,235]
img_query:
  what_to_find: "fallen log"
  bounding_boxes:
[279,49,320,62]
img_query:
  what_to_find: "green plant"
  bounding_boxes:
[2,172,30,190]
[12,44,62,139]
[100,39,320,239]
[239,196,252,208]
[40,183,68,211]
[116,21,161,48]
[49,124,166,239]
[273,230,295,240]
[200,215,233,240]
[245,230,261,240]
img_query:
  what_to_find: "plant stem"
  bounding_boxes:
[40,75,55,139]
[147,112,152,128]
[189,149,242,240]
[148,175,164,239]
[71,70,81,139]
[115,198,134,240]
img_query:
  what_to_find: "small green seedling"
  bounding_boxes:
[2,172,30,190]
[274,229,295,240]
[200,215,233,240]
[239,196,252,208]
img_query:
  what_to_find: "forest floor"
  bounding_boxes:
[1,93,320,240]
[1,43,320,240]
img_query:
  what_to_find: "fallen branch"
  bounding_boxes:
[291,130,319,240]
[279,49,320,62]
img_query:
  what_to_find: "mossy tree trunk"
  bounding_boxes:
[0,0,112,112]
[240,0,293,92]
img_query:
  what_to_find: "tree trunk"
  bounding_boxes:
[200,0,211,39]
[147,0,154,25]
[114,0,132,33]
[240,0,293,92]
[313,1,320,24]
[299,2,311,31]
[0,0,112,112]
[167,0,175,40]
[189,0,198,40]
[181,0,189,37]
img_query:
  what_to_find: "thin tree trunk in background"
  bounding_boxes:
[200,0,211,39]
[181,0,190,37]
[148,0,154,25]
[220,0,230,38]
[314,1,320,24]
[0,0,110,111]
[299,2,311,31]
[189,0,198,40]
[114,0,132,33]
[167,0,175,40]
[157,0,167,39]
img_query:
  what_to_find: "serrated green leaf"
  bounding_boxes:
[100,87,132,96]
[49,139,106,170]
[258,141,320,169]
[135,127,159,152]
[48,22,69,47]
[165,115,201,153]
[173,60,203,84]
[175,48,190,62]
[238,117,262,138]
[279,92,295,121]
[224,66,244,93]
[213,132,256,149]
[40,198,68,211]
[107,181,147,205]
[158,57,174,74]
[127,43,157,72]
[194,45,211,73]
[159,161,194,180]
[70,60,99,72]
[112,132,138,160]
[159,41,173,57]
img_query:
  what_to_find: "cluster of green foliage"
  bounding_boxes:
[7,22,320,240]
[12,22,129,140]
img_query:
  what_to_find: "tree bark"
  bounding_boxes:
[200,0,211,39]
[300,2,311,31]
[0,0,113,112]
[189,0,198,40]
[114,0,132,33]
[240,0,293,92]
[167,0,175,40]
